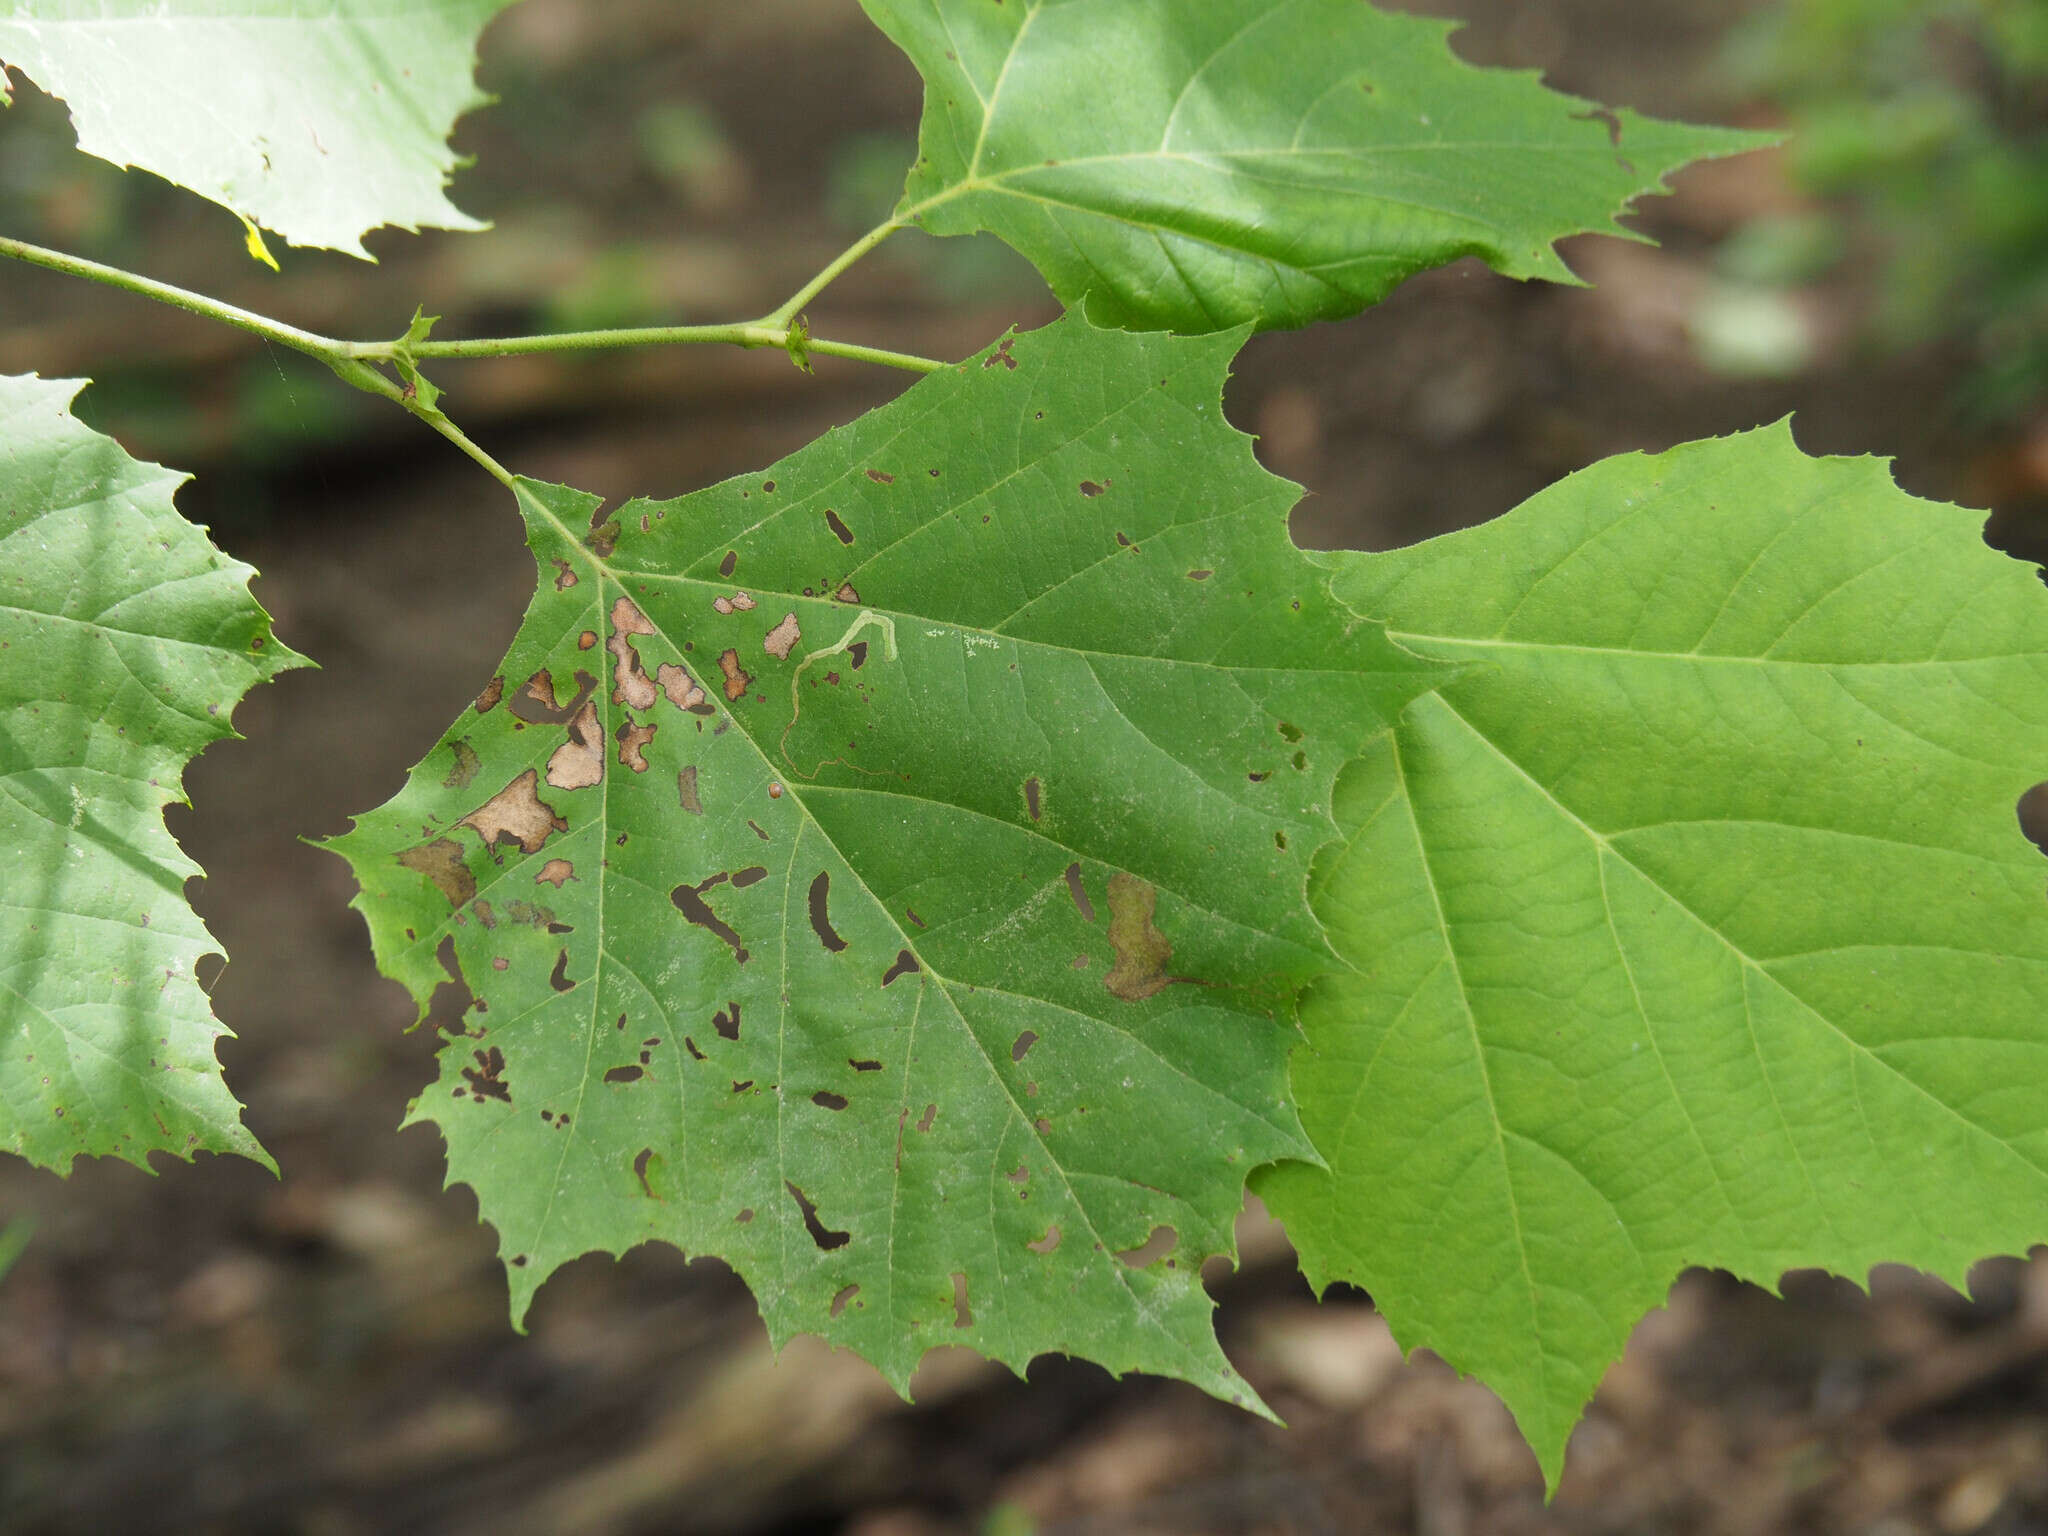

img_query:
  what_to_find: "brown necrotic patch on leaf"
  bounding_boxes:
[917,1104,937,1133]
[672,875,749,964]
[578,630,597,650]
[808,872,848,953]
[833,582,860,604]
[1011,1030,1038,1062]
[1080,480,1106,497]
[551,558,579,591]
[398,837,475,906]
[474,676,504,714]
[951,1272,973,1328]
[881,949,920,986]
[1064,863,1096,923]
[717,649,752,702]
[607,596,660,711]
[463,1047,510,1103]
[983,336,1017,370]
[830,1284,859,1318]
[472,899,498,929]
[786,1182,850,1251]
[656,663,708,713]
[865,468,895,484]
[1023,776,1042,822]
[535,859,575,888]
[1027,1225,1062,1255]
[1103,872,1174,1000]
[605,1065,644,1085]
[677,766,704,815]
[441,739,481,790]
[634,1147,663,1199]
[510,668,596,725]
[850,1057,882,1072]
[546,700,605,791]
[617,719,657,772]
[824,509,854,545]
[763,613,802,660]
[458,771,567,856]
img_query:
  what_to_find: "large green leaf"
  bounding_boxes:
[0,1,517,258]
[330,313,1448,1406]
[1256,422,2048,1484]
[1,374,303,1173]
[861,0,1769,333]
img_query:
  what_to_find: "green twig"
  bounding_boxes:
[399,321,940,374]
[760,219,903,329]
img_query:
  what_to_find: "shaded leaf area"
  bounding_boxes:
[0,0,516,257]
[861,0,1768,334]
[0,374,303,1172]
[1257,423,2048,1485]
[333,313,1448,1409]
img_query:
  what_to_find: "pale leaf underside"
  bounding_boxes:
[1257,422,2048,1484]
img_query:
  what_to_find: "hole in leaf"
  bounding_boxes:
[809,872,848,952]
[825,509,855,544]
[714,1002,741,1041]
[634,1148,664,1199]
[882,949,920,986]
[850,1058,883,1072]
[719,550,738,577]
[731,865,769,889]
[684,1037,706,1060]
[849,641,869,671]
[536,858,575,887]
[672,874,750,964]
[812,1090,849,1111]
[606,1065,644,1085]
[1064,863,1097,922]
[463,1048,510,1103]
[2022,783,2048,854]
[549,950,574,992]
[1116,1226,1178,1268]
[1011,1031,1038,1063]
[787,1182,851,1250]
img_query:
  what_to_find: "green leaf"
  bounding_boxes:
[0,374,304,1173]
[861,0,1771,333]
[329,312,1448,1406]
[1256,422,2048,1484]
[0,1,517,258]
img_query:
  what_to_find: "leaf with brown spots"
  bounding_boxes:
[328,313,1448,1415]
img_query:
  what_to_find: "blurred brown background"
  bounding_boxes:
[2,1,2046,1531]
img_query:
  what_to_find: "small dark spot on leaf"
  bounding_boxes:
[865,468,895,484]
[719,550,738,578]
[787,1182,851,1250]
[882,949,920,986]
[1023,776,1042,821]
[684,1036,706,1059]
[606,1065,644,1085]
[831,1283,860,1317]
[1064,863,1097,923]
[850,1058,883,1072]
[1187,569,1213,581]
[733,1079,753,1093]
[1275,831,1288,851]
[1248,770,1270,783]
[1277,722,1303,742]
[825,509,855,544]
[763,479,776,493]
[1080,481,1107,498]
[634,1147,664,1199]
[809,871,848,952]
[1011,1030,1038,1063]
[511,1254,529,1267]
[1116,531,1131,548]
[906,907,926,928]
[491,957,508,971]
[768,781,784,799]
[1292,750,1307,771]
[812,1090,849,1111]
[983,336,1017,370]
[736,1208,753,1223]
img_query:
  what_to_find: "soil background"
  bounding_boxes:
[4,2,2048,1532]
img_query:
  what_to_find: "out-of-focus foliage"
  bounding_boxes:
[1720,0,2047,419]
